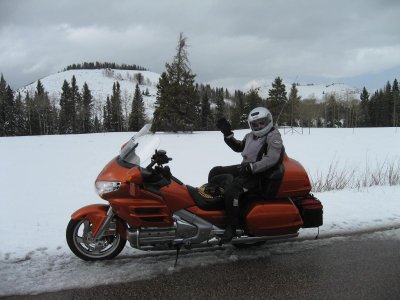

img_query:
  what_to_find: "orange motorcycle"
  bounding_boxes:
[66,125,323,261]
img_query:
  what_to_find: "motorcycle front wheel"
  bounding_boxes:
[66,219,126,261]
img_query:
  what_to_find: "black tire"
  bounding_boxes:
[66,219,126,261]
[232,241,266,249]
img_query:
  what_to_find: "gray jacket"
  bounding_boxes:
[224,128,284,174]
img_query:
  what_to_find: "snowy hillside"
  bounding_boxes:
[18,69,160,118]
[18,69,362,118]
[246,79,361,101]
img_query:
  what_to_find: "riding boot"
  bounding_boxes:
[220,225,235,243]
[220,198,240,243]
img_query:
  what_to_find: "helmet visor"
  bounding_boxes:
[250,116,271,131]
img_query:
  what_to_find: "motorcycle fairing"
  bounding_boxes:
[109,197,174,228]
[159,180,197,211]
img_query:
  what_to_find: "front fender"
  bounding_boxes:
[71,204,109,220]
[70,204,126,239]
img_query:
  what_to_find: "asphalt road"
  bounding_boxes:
[4,229,400,300]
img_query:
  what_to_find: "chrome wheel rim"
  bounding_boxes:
[72,220,121,259]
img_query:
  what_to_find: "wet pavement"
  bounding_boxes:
[4,229,400,300]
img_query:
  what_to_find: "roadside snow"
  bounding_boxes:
[1,128,399,296]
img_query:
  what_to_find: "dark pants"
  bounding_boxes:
[208,165,262,228]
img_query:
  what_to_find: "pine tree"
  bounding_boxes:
[152,72,170,131]
[215,88,225,121]
[70,76,81,133]
[393,79,399,127]
[200,92,212,130]
[0,74,6,136]
[369,90,381,127]
[24,92,33,135]
[103,96,112,131]
[3,85,15,136]
[129,83,146,131]
[30,80,52,135]
[225,88,231,99]
[267,77,287,125]
[152,33,198,132]
[231,90,247,129]
[59,80,72,134]
[14,92,26,136]
[287,83,301,126]
[27,89,40,135]
[359,87,370,126]
[110,82,124,132]
[383,81,392,127]
[245,88,262,111]
[81,82,93,133]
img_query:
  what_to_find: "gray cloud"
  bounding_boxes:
[1,0,399,91]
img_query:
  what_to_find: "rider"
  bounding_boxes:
[211,106,285,242]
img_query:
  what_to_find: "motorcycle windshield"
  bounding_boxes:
[119,124,160,167]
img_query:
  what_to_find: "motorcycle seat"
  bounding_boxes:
[187,185,225,211]
[188,164,285,211]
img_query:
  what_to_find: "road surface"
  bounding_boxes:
[3,229,400,300]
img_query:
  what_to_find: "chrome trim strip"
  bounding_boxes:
[231,232,299,244]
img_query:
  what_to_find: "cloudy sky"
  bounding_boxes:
[1,0,399,92]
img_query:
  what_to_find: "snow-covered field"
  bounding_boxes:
[1,127,400,296]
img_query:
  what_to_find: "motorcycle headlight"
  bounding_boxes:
[95,181,121,196]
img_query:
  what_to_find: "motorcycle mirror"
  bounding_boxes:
[157,149,166,155]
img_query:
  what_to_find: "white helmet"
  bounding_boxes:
[248,107,273,137]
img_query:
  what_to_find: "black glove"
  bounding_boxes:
[238,163,253,176]
[216,118,233,136]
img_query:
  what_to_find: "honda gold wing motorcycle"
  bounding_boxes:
[66,125,323,261]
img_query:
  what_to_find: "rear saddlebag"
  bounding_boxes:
[295,196,323,228]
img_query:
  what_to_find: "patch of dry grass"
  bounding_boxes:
[310,158,400,192]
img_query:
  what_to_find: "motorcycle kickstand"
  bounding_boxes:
[174,245,182,267]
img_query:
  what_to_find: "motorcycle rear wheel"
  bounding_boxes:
[66,219,126,261]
